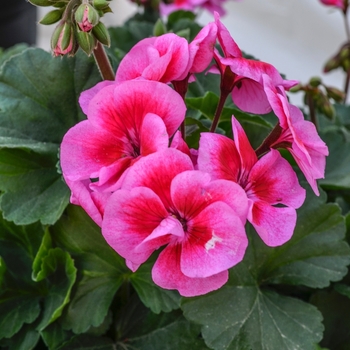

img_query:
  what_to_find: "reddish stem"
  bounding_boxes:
[93,42,115,81]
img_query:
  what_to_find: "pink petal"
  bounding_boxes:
[121,149,194,211]
[232,78,272,114]
[65,178,111,226]
[170,131,191,158]
[79,80,116,115]
[248,200,298,247]
[197,132,240,182]
[136,216,184,253]
[247,149,306,209]
[214,12,242,58]
[171,170,248,224]
[140,113,169,156]
[152,243,229,297]
[188,22,218,74]
[102,187,170,266]
[181,201,248,278]
[60,120,124,181]
[115,37,157,84]
[231,116,258,179]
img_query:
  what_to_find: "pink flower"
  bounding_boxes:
[211,13,298,114]
[319,0,345,9]
[60,80,186,192]
[64,178,110,226]
[197,116,306,247]
[160,0,228,16]
[115,34,190,85]
[102,149,248,296]
[263,74,329,195]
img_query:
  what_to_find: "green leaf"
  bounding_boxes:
[0,295,41,340]
[35,248,77,331]
[257,190,350,289]
[311,289,350,350]
[183,287,323,350]
[0,48,101,225]
[51,206,128,334]
[40,322,76,350]
[130,260,181,314]
[117,294,209,350]
[319,131,350,190]
[0,322,40,350]
[0,44,28,69]
[181,189,348,349]
[0,148,70,225]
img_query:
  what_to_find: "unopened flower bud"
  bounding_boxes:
[51,21,75,57]
[153,19,167,37]
[75,4,99,32]
[326,86,345,103]
[324,57,340,73]
[76,29,96,56]
[39,9,64,25]
[340,46,350,60]
[92,22,110,47]
[322,100,336,119]
[309,76,322,87]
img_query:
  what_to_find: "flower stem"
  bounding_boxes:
[93,42,115,81]
[307,94,318,130]
[255,124,283,158]
[210,90,230,133]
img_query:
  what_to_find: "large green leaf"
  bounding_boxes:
[181,189,349,349]
[0,48,101,225]
[51,206,128,334]
[130,260,182,314]
[319,130,350,190]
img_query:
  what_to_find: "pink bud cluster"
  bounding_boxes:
[60,14,328,297]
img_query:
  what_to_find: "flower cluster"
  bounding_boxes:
[60,14,328,297]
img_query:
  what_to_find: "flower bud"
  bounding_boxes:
[321,100,336,119]
[323,57,340,73]
[39,9,64,25]
[309,76,322,87]
[76,29,97,56]
[92,22,110,47]
[75,4,100,32]
[51,21,75,57]
[326,86,346,103]
[289,84,303,93]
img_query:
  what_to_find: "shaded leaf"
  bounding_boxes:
[0,48,101,225]
[51,206,128,334]
[130,260,181,314]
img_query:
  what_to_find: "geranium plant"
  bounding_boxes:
[0,0,350,349]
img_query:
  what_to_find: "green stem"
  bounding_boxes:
[93,42,115,81]
[210,90,230,133]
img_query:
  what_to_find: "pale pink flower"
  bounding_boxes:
[102,149,248,297]
[60,80,186,193]
[197,116,306,247]
[211,12,298,114]
[263,74,329,195]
